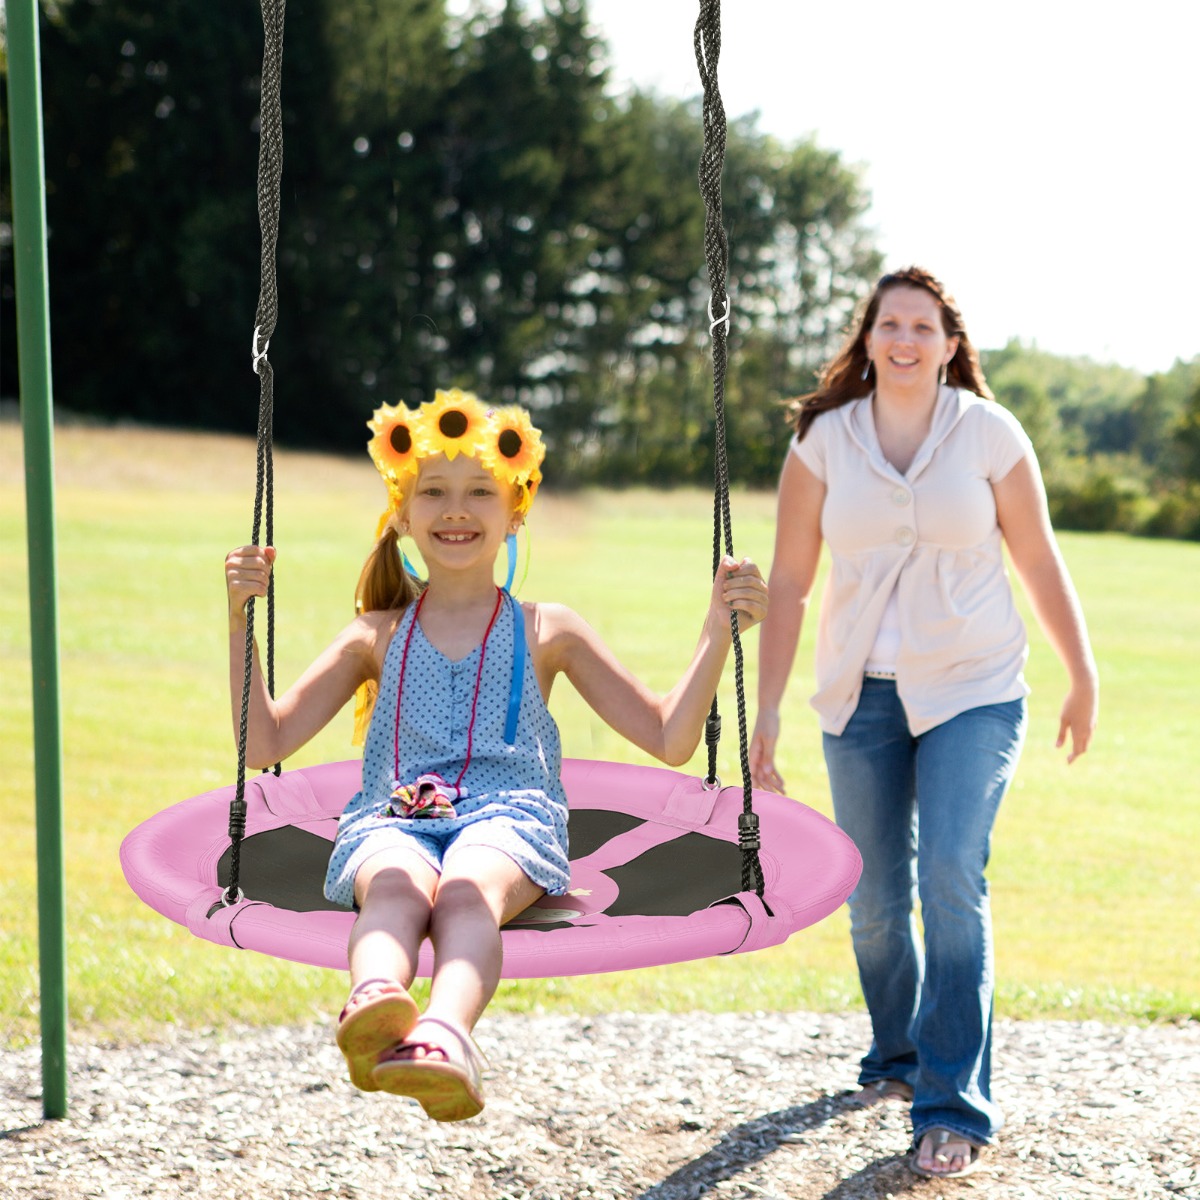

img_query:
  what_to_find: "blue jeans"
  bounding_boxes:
[823,678,1026,1145]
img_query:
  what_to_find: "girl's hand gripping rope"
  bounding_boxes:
[713,555,769,633]
[226,544,277,624]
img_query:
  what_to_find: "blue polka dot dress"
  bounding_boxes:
[324,592,570,906]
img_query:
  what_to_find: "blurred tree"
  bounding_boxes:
[985,367,1064,471]
[1173,378,1200,484]
[416,0,612,419]
[272,0,452,443]
[1,0,881,487]
[2,0,268,424]
[980,340,1144,459]
[561,100,881,484]
[1128,373,1176,470]
[1135,358,1200,477]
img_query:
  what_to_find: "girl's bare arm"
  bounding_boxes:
[531,557,768,767]
[226,545,382,767]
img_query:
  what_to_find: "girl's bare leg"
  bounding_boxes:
[424,846,543,1032]
[336,850,440,1090]
[348,849,440,990]
[367,848,543,1117]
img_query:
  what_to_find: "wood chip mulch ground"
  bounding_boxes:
[4,1011,1198,1200]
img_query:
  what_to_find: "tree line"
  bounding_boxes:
[2,0,1197,537]
[982,343,1200,540]
[0,0,878,481]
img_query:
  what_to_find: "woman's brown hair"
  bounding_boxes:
[788,266,993,441]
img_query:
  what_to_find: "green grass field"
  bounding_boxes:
[3,422,1198,1046]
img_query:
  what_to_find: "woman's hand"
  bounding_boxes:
[750,710,785,794]
[225,544,276,624]
[714,555,769,632]
[1057,676,1099,764]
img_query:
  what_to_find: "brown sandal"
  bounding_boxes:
[848,1078,914,1107]
[909,1127,984,1179]
[335,978,419,1092]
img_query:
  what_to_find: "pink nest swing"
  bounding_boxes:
[120,0,861,978]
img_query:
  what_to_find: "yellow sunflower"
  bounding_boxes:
[367,402,421,491]
[420,389,490,461]
[482,406,545,485]
[518,468,543,514]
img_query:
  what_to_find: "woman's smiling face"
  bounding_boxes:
[865,285,958,392]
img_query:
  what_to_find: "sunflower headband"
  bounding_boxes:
[367,389,545,528]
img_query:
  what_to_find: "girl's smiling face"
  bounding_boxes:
[402,453,520,575]
[865,285,959,392]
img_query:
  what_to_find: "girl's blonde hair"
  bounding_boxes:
[355,523,424,616]
[350,523,424,744]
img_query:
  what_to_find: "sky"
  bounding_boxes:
[504,1,1199,374]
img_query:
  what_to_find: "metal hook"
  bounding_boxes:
[251,325,270,375]
[708,296,731,336]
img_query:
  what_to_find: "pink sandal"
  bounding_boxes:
[371,1016,488,1122]
[335,978,419,1092]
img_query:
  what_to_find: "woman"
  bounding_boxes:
[750,268,1098,1179]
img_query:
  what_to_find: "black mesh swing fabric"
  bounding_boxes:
[216,809,743,927]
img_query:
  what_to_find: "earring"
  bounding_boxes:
[861,359,872,381]
[939,362,948,387]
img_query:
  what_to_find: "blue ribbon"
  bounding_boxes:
[504,591,525,746]
[503,532,517,592]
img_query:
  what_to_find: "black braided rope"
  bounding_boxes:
[225,0,287,904]
[694,0,764,898]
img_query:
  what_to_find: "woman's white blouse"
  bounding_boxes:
[792,387,1034,735]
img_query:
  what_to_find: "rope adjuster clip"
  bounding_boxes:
[708,296,731,337]
[251,324,270,375]
[738,811,761,852]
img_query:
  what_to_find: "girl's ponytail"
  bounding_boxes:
[351,525,423,744]
[355,524,422,615]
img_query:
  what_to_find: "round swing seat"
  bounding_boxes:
[120,758,861,978]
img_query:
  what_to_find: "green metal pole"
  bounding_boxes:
[5,0,69,1119]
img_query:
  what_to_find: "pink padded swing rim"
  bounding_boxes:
[120,758,861,978]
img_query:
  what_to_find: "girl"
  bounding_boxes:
[226,389,768,1123]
